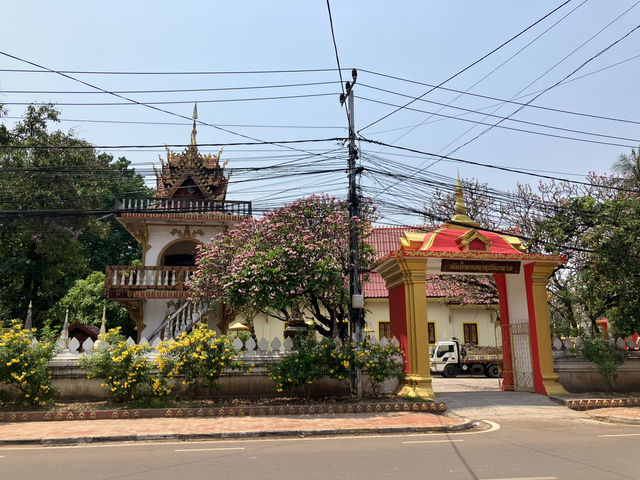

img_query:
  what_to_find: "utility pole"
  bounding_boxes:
[341,69,365,397]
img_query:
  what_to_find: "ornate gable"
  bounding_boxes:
[154,104,230,201]
[455,229,492,252]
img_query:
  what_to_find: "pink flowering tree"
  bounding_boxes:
[189,195,376,339]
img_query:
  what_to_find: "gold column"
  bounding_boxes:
[530,263,568,396]
[378,257,433,399]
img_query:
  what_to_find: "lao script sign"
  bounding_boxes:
[441,259,521,274]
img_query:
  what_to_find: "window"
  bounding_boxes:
[378,321,391,341]
[428,322,436,344]
[463,323,479,344]
[436,344,454,358]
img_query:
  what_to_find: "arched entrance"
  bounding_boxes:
[158,239,200,266]
[374,179,568,399]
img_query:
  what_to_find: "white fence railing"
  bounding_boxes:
[48,333,401,364]
[116,198,251,217]
[551,335,639,358]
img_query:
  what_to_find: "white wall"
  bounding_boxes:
[146,223,228,266]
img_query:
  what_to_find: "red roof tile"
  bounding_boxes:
[363,227,495,303]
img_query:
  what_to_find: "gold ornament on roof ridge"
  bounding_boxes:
[448,172,480,229]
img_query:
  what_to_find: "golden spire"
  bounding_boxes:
[190,102,198,146]
[449,172,479,228]
[93,305,107,351]
[454,171,467,217]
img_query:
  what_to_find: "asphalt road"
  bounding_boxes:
[2,417,639,480]
[1,377,632,480]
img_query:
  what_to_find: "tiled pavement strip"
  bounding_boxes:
[0,412,469,445]
[4,403,640,445]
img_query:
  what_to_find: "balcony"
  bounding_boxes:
[105,266,196,301]
[115,198,252,217]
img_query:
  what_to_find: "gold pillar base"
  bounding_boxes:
[542,373,568,396]
[398,375,434,400]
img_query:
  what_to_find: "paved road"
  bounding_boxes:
[2,417,639,480]
[2,377,633,479]
[432,377,586,420]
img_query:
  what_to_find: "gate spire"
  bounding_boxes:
[450,172,479,228]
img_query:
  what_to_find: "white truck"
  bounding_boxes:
[430,338,502,378]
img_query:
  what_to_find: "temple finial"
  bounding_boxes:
[449,171,480,228]
[93,305,107,351]
[454,171,467,217]
[190,102,198,146]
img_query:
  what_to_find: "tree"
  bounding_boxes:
[190,195,376,339]
[536,193,640,336]
[612,148,640,188]
[0,105,152,329]
[50,271,136,339]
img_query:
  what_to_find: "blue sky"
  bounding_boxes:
[1,1,639,224]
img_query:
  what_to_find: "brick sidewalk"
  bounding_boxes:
[0,412,470,445]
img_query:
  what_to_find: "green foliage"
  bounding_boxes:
[579,334,626,390]
[0,320,56,405]
[268,333,404,396]
[537,192,640,334]
[156,323,250,397]
[50,271,135,338]
[79,328,157,402]
[268,332,352,393]
[355,338,405,396]
[0,105,152,329]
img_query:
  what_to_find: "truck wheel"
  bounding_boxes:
[442,364,458,378]
[469,364,484,376]
[485,364,500,378]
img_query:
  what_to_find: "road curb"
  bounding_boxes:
[0,420,474,446]
[590,414,640,426]
[549,396,640,411]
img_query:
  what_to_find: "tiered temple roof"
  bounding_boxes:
[154,104,230,201]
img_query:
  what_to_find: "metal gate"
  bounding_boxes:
[500,319,534,392]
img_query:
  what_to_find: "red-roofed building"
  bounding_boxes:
[363,226,500,346]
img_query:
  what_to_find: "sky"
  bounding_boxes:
[1,1,639,226]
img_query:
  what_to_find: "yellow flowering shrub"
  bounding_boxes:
[0,320,55,406]
[269,333,404,396]
[354,338,405,396]
[79,328,160,402]
[157,322,249,397]
[268,332,353,393]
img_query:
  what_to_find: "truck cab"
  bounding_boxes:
[430,339,461,377]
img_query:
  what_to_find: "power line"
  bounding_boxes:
[446,22,640,156]
[3,116,345,129]
[375,0,590,149]
[358,137,639,193]
[358,0,574,133]
[0,67,347,75]
[325,0,346,99]
[0,51,348,164]
[356,96,638,148]
[359,59,640,127]
[0,80,341,95]
[358,84,640,144]
[0,92,337,107]
[0,137,347,151]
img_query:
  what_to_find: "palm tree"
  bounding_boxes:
[612,148,640,187]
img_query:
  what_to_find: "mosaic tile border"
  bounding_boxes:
[0,401,446,423]
[566,397,640,411]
